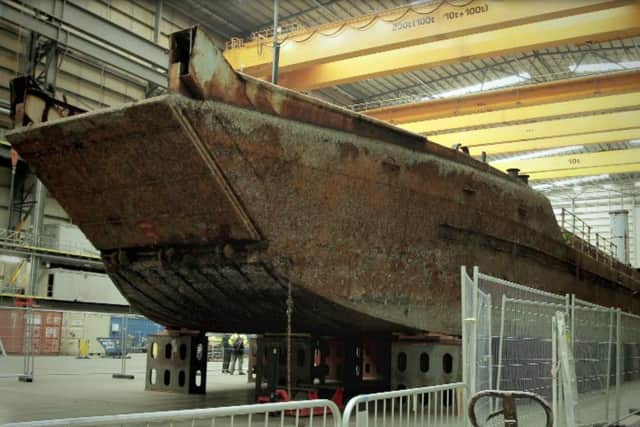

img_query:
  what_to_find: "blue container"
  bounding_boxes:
[110,316,164,352]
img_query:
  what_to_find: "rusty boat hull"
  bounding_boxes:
[6,27,640,336]
[7,92,640,336]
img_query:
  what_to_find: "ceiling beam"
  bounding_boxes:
[429,109,640,147]
[365,71,640,125]
[492,148,640,180]
[271,2,640,90]
[473,128,640,156]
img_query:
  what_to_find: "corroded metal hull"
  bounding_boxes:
[7,28,640,336]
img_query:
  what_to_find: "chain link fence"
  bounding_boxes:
[463,266,640,427]
[0,306,161,380]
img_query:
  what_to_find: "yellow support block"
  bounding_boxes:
[276,3,640,89]
[492,148,640,179]
[430,110,640,146]
[470,128,640,156]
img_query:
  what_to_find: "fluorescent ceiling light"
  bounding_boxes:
[0,255,23,264]
[569,61,640,73]
[532,174,610,191]
[492,145,583,163]
[435,72,531,99]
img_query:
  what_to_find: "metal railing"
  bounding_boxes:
[0,228,99,257]
[225,37,245,50]
[560,208,617,267]
[3,399,342,427]
[0,228,101,265]
[342,382,466,427]
[249,23,305,44]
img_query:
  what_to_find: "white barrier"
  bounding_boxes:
[342,382,466,427]
[3,399,342,427]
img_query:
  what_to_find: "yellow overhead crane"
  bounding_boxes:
[365,73,640,179]
[223,0,640,90]
[429,110,640,146]
[365,71,640,126]
[496,149,640,181]
[475,129,640,156]
[365,71,640,180]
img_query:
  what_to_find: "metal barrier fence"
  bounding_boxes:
[619,311,640,420]
[463,266,640,427]
[3,399,341,427]
[571,299,614,425]
[463,267,568,424]
[342,382,466,427]
[0,305,157,380]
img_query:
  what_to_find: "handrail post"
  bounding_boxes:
[611,242,616,265]
[615,309,622,422]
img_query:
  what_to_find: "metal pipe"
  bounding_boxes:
[552,315,557,427]
[121,313,128,373]
[31,180,46,249]
[609,209,629,264]
[460,266,468,427]
[496,294,507,394]
[271,0,280,84]
[7,152,16,229]
[615,309,621,422]
[470,266,479,395]
[605,307,614,423]
[570,294,575,351]
[153,0,163,44]
[487,294,493,413]
[633,205,640,268]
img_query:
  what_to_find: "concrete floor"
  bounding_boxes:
[1,355,638,425]
[0,354,254,424]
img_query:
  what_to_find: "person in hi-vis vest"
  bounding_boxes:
[228,333,248,375]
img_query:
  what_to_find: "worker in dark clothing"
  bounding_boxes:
[229,333,248,375]
[222,334,232,373]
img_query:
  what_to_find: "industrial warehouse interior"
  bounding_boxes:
[0,0,640,426]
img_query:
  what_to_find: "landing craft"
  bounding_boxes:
[6,27,640,396]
